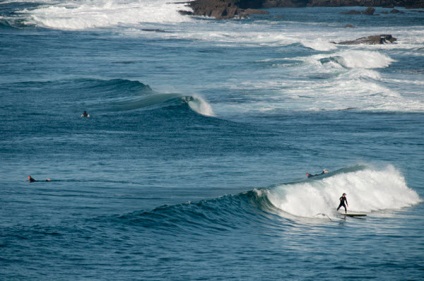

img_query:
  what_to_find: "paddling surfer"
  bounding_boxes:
[28,175,51,183]
[306,169,329,178]
[337,193,348,213]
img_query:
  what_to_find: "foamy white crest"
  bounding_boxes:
[333,50,394,69]
[187,95,215,117]
[20,0,192,30]
[266,165,420,219]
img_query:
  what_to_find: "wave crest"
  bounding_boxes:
[107,93,214,116]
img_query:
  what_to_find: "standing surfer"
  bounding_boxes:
[337,193,348,213]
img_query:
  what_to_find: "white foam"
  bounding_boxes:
[266,165,421,219]
[187,95,215,117]
[301,39,337,51]
[338,50,394,69]
[313,50,395,69]
[20,0,192,30]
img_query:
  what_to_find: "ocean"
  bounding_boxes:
[1,1,423,280]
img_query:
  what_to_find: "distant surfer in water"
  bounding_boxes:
[81,111,90,118]
[337,193,348,213]
[306,169,329,178]
[28,175,51,183]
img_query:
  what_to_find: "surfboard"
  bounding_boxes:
[342,213,367,217]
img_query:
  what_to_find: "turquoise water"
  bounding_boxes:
[1,2,423,280]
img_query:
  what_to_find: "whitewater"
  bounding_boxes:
[265,165,420,219]
[1,1,423,280]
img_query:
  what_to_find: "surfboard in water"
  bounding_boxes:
[342,213,367,217]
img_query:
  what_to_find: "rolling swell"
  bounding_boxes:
[48,78,215,116]
[5,78,214,117]
[83,79,216,116]
[106,93,214,117]
[106,190,281,234]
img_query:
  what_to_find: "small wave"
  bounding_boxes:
[107,93,215,117]
[76,78,151,93]
[265,165,421,219]
[112,191,274,233]
[58,78,215,116]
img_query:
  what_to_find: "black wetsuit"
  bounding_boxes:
[337,196,348,212]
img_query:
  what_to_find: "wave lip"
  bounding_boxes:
[265,165,421,219]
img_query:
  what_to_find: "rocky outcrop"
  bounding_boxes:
[335,34,397,45]
[181,0,268,19]
[307,0,423,8]
[180,0,424,20]
[341,6,375,14]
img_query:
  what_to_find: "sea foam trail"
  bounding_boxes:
[20,0,192,30]
[265,165,421,219]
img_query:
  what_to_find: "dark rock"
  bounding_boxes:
[263,0,309,8]
[341,7,375,15]
[180,0,269,19]
[363,7,375,15]
[341,10,362,14]
[179,0,424,20]
[241,8,270,16]
[336,34,397,45]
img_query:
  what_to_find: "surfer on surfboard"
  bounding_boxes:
[81,111,90,118]
[337,193,348,213]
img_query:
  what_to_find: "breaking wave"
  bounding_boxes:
[69,78,215,117]
[318,50,395,69]
[265,165,421,219]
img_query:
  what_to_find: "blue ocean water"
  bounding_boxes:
[1,1,423,280]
